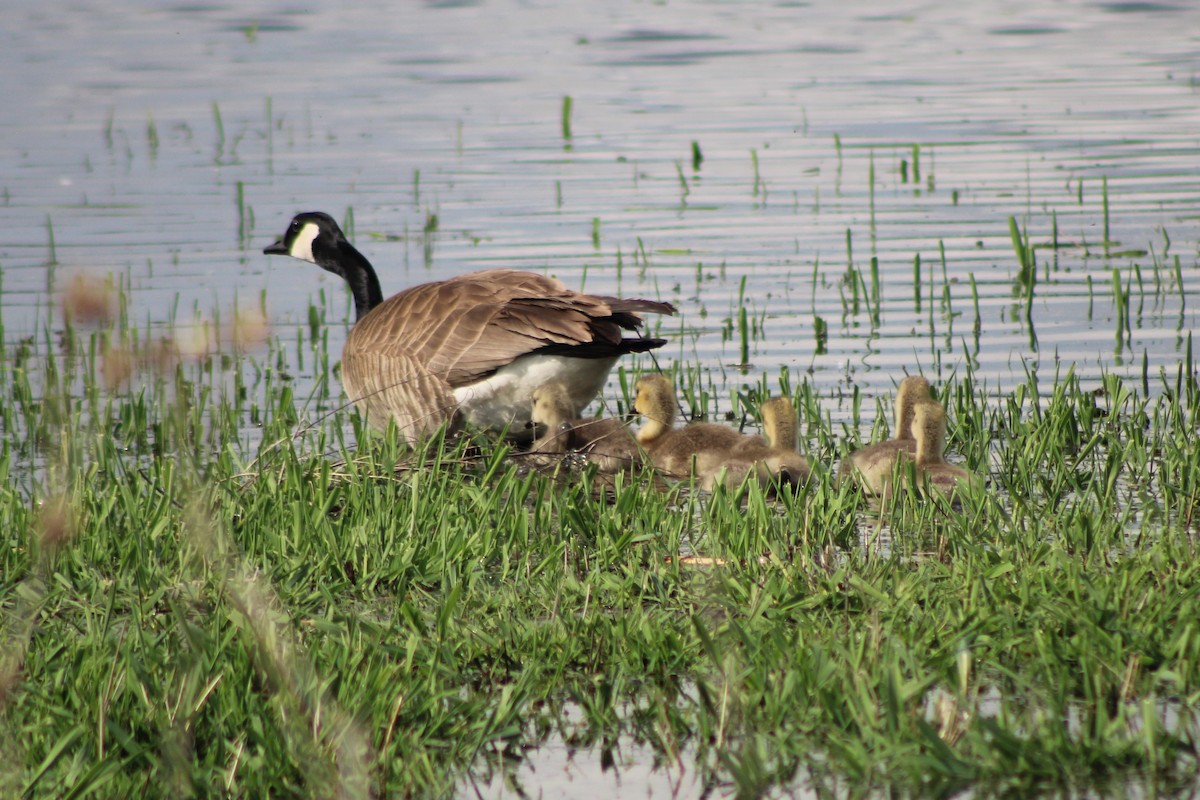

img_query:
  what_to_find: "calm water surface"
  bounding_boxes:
[3,1,1199,795]
[3,0,1198,429]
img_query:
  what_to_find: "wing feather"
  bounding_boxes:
[345,269,674,388]
[341,349,461,443]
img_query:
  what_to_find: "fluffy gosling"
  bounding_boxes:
[840,375,933,495]
[529,381,644,473]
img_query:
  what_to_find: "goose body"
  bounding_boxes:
[265,212,674,441]
[840,375,933,494]
[529,381,644,473]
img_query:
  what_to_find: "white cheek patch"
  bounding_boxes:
[290,222,321,263]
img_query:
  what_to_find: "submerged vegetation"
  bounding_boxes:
[1,281,1198,799]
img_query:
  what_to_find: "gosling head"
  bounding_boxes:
[911,401,948,465]
[633,374,678,426]
[530,381,575,430]
[895,375,933,440]
[758,396,797,451]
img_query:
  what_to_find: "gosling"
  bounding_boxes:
[904,401,981,499]
[632,374,767,478]
[634,374,809,490]
[529,381,644,473]
[840,375,933,495]
[695,396,811,491]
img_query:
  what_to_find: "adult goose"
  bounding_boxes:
[264,212,675,442]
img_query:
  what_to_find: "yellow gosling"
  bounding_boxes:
[633,374,766,477]
[906,401,981,499]
[632,379,813,492]
[840,375,933,495]
[692,396,812,491]
[529,381,643,473]
[756,395,811,485]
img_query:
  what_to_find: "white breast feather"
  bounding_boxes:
[452,353,619,431]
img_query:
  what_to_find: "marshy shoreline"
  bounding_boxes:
[2,308,1198,796]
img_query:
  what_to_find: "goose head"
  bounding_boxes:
[264,211,329,262]
[264,212,382,320]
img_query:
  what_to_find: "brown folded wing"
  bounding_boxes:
[340,349,461,443]
[344,269,670,388]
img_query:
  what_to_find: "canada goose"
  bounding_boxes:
[905,401,981,498]
[528,381,644,473]
[264,212,675,442]
[633,374,767,477]
[694,396,812,490]
[839,375,933,494]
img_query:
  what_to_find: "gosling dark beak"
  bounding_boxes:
[263,238,288,256]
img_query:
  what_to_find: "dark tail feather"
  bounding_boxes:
[535,336,669,359]
[598,297,677,332]
[599,297,677,316]
[617,336,669,354]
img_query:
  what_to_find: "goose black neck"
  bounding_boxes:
[320,237,385,322]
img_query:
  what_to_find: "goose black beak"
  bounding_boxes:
[263,238,288,256]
